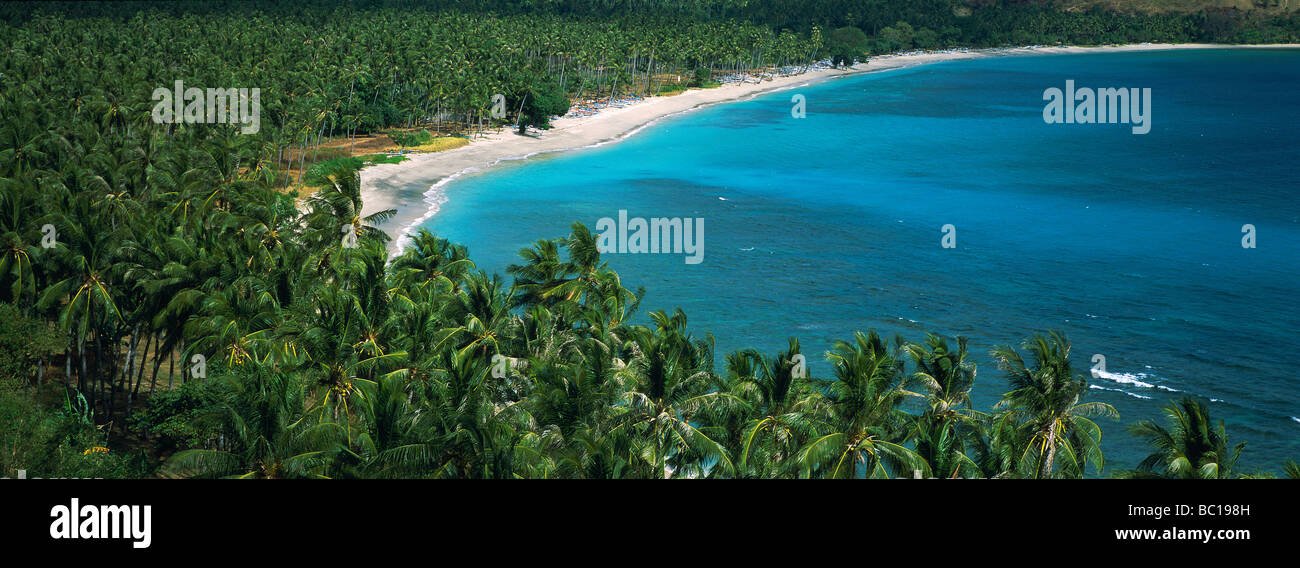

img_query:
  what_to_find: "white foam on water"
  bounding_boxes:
[1090,384,1152,400]
[390,167,473,256]
[1092,369,1184,393]
[1093,370,1155,389]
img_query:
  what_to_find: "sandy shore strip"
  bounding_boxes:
[360,42,1297,252]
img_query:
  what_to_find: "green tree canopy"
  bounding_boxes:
[827,26,871,66]
[513,78,571,135]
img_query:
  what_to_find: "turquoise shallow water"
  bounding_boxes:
[420,49,1300,474]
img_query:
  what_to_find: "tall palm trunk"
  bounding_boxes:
[94,332,106,420]
[122,323,138,400]
[148,333,167,397]
[657,417,665,479]
[128,329,152,414]
[78,338,88,405]
[65,334,73,388]
[1039,425,1058,479]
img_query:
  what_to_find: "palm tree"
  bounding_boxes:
[304,163,394,252]
[905,334,984,478]
[37,191,125,416]
[797,331,928,479]
[989,332,1118,478]
[352,373,433,478]
[389,229,475,294]
[525,337,629,478]
[507,222,639,323]
[1283,461,1300,479]
[0,176,44,310]
[1119,396,1245,479]
[161,367,346,479]
[727,339,819,478]
[411,344,536,479]
[615,309,739,478]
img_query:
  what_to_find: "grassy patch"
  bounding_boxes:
[402,136,470,153]
[386,129,438,147]
[293,133,469,188]
[362,153,407,165]
[385,130,472,152]
[310,146,352,162]
[656,85,688,96]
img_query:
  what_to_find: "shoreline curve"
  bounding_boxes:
[359,42,1299,255]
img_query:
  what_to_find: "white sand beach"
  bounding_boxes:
[360,42,1295,252]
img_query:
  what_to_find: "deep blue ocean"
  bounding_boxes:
[419,49,1300,474]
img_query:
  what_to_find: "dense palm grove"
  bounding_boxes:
[1,1,1298,478]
